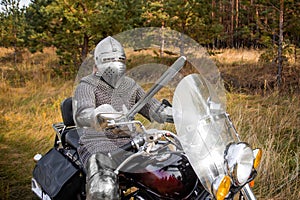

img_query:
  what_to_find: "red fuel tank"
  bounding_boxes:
[122,152,198,199]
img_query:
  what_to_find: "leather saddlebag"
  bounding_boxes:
[33,148,82,199]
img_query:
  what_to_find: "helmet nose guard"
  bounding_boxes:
[94,36,126,88]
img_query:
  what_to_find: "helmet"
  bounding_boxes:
[94,36,126,88]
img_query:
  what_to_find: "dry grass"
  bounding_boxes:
[0,48,299,199]
[227,92,300,199]
[211,48,263,65]
[0,48,73,199]
[217,49,300,199]
[213,49,300,94]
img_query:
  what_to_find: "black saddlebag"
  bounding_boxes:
[33,148,83,199]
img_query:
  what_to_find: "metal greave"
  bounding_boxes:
[86,153,119,200]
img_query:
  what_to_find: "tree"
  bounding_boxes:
[44,0,102,68]
[284,0,300,62]
[1,0,300,72]
[36,0,141,69]
[25,0,54,53]
[277,0,284,86]
[142,0,212,54]
[0,0,26,63]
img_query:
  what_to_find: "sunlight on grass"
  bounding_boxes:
[211,48,263,65]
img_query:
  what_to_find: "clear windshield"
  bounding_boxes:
[172,73,238,193]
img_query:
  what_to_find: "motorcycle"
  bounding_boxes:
[31,31,262,200]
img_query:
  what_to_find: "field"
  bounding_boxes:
[0,47,299,199]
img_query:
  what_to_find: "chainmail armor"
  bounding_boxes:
[73,74,162,167]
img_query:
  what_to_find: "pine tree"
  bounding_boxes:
[0,0,26,62]
[25,0,53,53]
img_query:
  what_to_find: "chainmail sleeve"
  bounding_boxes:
[73,75,97,128]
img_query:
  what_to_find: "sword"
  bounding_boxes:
[126,56,186,120]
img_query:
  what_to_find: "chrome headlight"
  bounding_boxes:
[225,142,254,186]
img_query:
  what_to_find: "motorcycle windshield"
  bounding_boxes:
[172,73,237,193]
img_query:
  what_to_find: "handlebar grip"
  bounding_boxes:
[108,137,145,159]
[109,142,134,158]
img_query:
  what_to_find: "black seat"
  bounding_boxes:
[60,97,80,149]
[60,97,75,127]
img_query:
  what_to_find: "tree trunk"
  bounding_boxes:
[82,33,89,62]
[255,5,259,48]
[230,0,234,48]
[212,0,216,19]
[277,0,284,86]
[235,0,239,47]
[219,0,223,24]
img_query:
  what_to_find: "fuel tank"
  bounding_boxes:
[121,151,199,199]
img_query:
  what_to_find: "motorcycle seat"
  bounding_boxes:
[60,97,75,127]
[65,129,80,149]
[60,97,79,149]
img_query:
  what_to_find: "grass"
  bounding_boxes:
[227,92,300,199]
[0,82,72,197]
[0,48,73,199]
[0,47,299,199]
[211,48,263,65]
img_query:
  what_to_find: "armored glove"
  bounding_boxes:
[93,104,120,129]
[150,99,174,123]
[158,106,173,123]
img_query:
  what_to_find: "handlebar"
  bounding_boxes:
[108,136,145,158]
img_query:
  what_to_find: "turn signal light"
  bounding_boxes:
[253,148,262,169]
[249,180,255,188]
[216,175,231,200]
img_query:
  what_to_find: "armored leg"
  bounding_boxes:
[86,153,119,200]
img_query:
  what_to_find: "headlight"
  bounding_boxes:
[225,142,254,186]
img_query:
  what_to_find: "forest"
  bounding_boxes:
[1,0,300,75]
[0,0,299,199]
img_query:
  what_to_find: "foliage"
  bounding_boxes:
[22,0,146,71]
[0,0,300,75]
[24,0,53,53]
[0,0,26,61]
